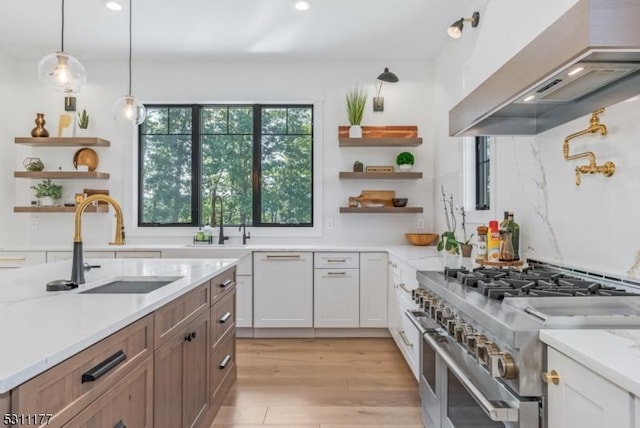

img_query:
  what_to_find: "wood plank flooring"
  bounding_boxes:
[210,338,423,428]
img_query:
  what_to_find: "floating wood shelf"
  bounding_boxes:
[339,137,422,147]
[338,125,418,138]
[339,207,423,214]
[14,171,110,179]
[14,205,109,213]
[339,172,422,179]
[14,137,110,147]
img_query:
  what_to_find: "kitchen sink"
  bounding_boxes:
[80,276,183,294]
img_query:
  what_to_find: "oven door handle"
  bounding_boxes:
[423,331,520,422]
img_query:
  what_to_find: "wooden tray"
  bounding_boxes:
[475,259,524,268]
[357,190,395,207]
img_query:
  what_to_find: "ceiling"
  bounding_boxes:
[0,0,474,62]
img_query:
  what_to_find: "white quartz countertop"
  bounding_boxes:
[0,257,237,393]
[540,329,640,397]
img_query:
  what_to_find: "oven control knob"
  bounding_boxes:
[466,334,487,355]
[453,324,469,343]
[496,352,517,379]
[477,341,500,366]
[446,318,460,336]
[422,296,437,311]
[435,308,452,325]
[459,325,475,344]
[429,303,441,320]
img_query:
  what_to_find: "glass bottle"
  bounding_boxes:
[499,230,515,261]
[476,225,488,260]
[507,212,520,260]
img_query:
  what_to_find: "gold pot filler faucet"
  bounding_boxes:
[563,108,615,186]
[47,194,125,291]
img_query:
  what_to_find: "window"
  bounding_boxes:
[139,104,313,227]
[475,136,490,210]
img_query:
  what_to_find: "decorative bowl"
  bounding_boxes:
[404,233,439,246]
[392,198,408,207]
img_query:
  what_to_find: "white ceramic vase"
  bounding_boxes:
[348,125,363,138]
[40,196,54,206]
[398,164,412,172]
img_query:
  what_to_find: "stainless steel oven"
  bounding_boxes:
[409,310,540,428]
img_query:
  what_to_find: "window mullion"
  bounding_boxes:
[192,105,202,226]
[252,104,261,227]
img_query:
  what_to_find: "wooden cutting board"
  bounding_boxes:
[357,190,395,207]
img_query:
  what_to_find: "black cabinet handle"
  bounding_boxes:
[220,355,231,369]
[184,332,196,342]
[191,331,197,340]
[81,350,127,383]
[114,421,126,428]
[220,279,235,288]
[219,312,231,323]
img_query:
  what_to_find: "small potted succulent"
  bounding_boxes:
[346,85,367,138]
[353,161,364,172]
[396,151,415,171]
[77,109,89,134]
[31,179,63,206]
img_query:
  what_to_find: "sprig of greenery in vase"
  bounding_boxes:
[436,185,460,254]
[31,179,62,200]
[78,109,89,130]
[346,85,367,126]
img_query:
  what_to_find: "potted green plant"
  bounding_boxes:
[31,179,62,206]
[458,205,475,257]
[436,186,460,254]
[346,85,367,138]
[396,151,415,171]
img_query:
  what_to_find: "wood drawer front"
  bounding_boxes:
[62,357,153,428]
[154,283,209,349]
[209,331,236,402]
[314,252,359,269]
[211,289,236,348]
[210,267,236,304]
[12,315,153,428]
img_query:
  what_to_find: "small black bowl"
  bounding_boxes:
[392,198,408,207]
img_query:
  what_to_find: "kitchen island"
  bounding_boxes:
[0,257,238,428]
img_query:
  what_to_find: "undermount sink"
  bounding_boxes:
[80,276,183,294]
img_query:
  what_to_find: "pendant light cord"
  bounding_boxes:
[128,0,133,96]
[61,0,65,51]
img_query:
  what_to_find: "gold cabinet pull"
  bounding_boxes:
[0,257,26,262]
[398,283,413,294]
[542,370,560,385]
[399,330,413,347]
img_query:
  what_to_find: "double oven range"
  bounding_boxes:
[407,259,640,428]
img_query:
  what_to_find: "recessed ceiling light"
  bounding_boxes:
[568,66,584,76]
[523,95,535,102]
[102,0,123,11]
[294,1,312,11]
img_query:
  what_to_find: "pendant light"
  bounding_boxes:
[37,0,87,93]
[113,0,146,125]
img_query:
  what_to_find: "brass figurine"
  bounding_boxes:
[563,108,615,186]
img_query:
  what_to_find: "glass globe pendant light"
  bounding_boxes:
[113,0,146,125]
[37,0,87,93]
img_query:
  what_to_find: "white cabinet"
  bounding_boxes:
[359,252,388,327]
[314,252,359,328]
[0,251,46,268]
[635,397,640,428]
[253,252,313,328]
[46,251,115,262]
[387,255,420,380]
[547,347,632,428]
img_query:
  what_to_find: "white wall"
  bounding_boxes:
[433,0,640,278]
[6,58,435,247]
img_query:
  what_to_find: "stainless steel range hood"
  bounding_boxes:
[449,0,640,136]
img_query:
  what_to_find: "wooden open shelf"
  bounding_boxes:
[14,171,110,179]
[339,172,422,179]
[15,137,110,147]
[339,207,423,214]
[339,137,422,147]
[14,206,109,213]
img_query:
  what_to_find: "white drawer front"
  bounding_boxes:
[314,252,359,269]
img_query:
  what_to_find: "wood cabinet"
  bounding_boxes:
[546,347,632,428]
[12,315,154,427]
[359,252,388,327]
[63,357,154,428]
[14,137,110,214]
[253,252,313,328]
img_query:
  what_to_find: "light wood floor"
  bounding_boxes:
[210,337,424,428]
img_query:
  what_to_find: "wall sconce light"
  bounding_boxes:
[37,0,87,93]
[373,67,399,112]
[447,11,480,39]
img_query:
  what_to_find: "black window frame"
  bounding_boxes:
[137,103,314,228]
[475,136,490,211]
